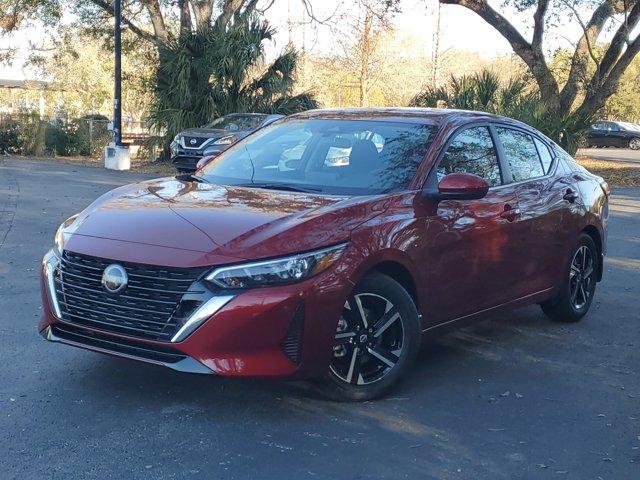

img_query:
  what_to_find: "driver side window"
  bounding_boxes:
[437,126,502,187]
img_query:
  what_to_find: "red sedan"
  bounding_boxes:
[40,108,609,401]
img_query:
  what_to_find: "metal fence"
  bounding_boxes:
[0,113,152,157]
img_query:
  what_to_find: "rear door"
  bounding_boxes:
[493,126,569,295]
[424,125,523,323]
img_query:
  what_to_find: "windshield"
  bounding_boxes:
[200,118,437,195]
[619,122,640,132]
[204,115,266,131]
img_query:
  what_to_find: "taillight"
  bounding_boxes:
[600,180,610,197]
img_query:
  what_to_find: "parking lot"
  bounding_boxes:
[1,157,638,479]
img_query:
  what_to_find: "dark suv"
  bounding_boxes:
[170,113,284,172]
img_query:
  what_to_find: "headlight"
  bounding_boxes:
[206,243,348,289]
[54,214,80,254]
[212,135,236,145]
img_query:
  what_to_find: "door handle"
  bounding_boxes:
[563,188,578,203]
[500,204,520,222]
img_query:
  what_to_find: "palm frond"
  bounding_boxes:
[148,12,316,151]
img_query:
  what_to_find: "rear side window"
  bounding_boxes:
[437,126,502,187]
[496,127,544,182]
[534,138,553,173]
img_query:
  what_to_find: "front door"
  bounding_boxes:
[421,125,523,324]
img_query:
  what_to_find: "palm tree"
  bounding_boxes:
[149,11,317,149]
[410,69,591,154]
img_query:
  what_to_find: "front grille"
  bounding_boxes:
[182,136,208,149]
[54,251,207,341]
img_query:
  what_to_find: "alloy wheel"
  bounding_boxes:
[330,293,405,386]
[630,138,640,150]
[569,245,596,310]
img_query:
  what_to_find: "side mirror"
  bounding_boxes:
[424,172,489,201]
[195,154,219,174]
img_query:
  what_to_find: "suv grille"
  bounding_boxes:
[182,136,208,149]
[54,251,207,341]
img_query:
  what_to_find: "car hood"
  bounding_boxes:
[180,128,244,138]
[65,178,389,261]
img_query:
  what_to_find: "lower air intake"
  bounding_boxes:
[282,304,304,365]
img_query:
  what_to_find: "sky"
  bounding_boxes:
[0,0,612,81]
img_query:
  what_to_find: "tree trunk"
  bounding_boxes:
[359,7,373,107]
[179,0,192,34]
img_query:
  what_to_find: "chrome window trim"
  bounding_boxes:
[424,119,561,194]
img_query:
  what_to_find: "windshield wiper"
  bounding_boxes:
[176,173,210,184]
[235,182,322,193]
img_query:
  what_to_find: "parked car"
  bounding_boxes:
[583,121,640,149]
[40,108,609,401]
[170,113,284,173]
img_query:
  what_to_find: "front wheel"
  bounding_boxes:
[317,272,421,401]
[541,233,598,322]
[629,138,640,150]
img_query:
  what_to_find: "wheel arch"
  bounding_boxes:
[582,225,603,281]
[349,258,422,318]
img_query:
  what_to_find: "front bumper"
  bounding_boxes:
[39,249,356,379]
[171,146,229,172]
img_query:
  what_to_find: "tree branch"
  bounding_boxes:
[532,0,549,55]
[591,1,640,89]
[578,32,640,117]
[87,0,158,43]
[440,0,560,105]
[558,1,619,111]
[139,0,170,41]
[214,0,246,28]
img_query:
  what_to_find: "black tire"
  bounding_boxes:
[541,233,598,323]
[629,138,640,150]
[316,272,421,402]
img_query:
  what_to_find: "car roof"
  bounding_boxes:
[287,107,528,128]
[223,113,269,118]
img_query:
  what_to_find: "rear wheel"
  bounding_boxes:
[629,138,640,150]
[318,273,420,401]
[541,233,598,323]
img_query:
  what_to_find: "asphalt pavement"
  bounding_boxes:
[1,158,638,479]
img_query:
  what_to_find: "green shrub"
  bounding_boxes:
[0,116,22,154]
[410,69,592,154]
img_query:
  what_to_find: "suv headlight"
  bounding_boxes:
[54,214,80,255]
[212,135,235,145]
[206,243,348,289]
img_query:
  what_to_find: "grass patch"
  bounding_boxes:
[576,156,640,187]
